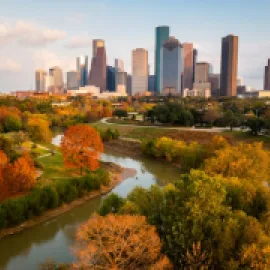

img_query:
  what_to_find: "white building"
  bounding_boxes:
[67,71,79,90]
[45,75,55,92]
[183,88,211,98]
[132,48,148,95]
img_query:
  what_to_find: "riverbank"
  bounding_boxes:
[0,162,136,240]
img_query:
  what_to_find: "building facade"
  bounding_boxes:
[220,35,238,96]
[76,56,88,87]
[49,66,63,90]
[155,26,170,93]
[132,48,148,95]
[35,69,47,92]
[45,75,54,92]
[93,39,105,58]
[209,74,220,96]
[264,59,270,90]
[148,75,156,92]
[106,66,116,92]
[116,71,127,93]
[127,75,132,96]
[115,58,125,91]
[193,62,211,95]
[193,49,198,83]
[160,36,183,95]
[67,71,79,90]
[183,43,194,90]
[88,46,107,92]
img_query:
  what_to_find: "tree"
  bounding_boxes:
[246,117,264,136]
[202,108,221,125]
[73,214,171,269]
[27,117,52,143]
[12,131,28,149]
[205,142,269,184]
[0,151,9,201]
[3,154,36,194]
[61,124,103,175]
[4,115,22,132]
[221,110,240,131]
[113,109,128,119]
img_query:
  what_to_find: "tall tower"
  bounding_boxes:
[220,35,238,96]
[193,49,198,83]
[49,66,63,90]
[160,36,183,95]
[88,46,107,92]
[76,56,88,87]
[67,71,79,90]
[35,69,47,92]
[264,59,270,90]
[132,48,148,95]
[155,26,170,93]
[183,43,194,90]
[93,39,105,58]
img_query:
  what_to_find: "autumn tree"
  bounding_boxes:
[73,214,171,270]
[3,154,36,194]
[61,124,103,175]
[0,151,8,201]
[205,142,269,184]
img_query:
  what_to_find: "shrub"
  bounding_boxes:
[99,193,125,216]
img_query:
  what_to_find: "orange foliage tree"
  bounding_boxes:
[0,151,9,201]
[73,214,172,270]
[61,124,103,174]
[3,154,36,195]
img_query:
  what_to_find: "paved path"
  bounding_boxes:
[100,118,230,133]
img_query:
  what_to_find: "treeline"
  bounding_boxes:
[0,169,110,228]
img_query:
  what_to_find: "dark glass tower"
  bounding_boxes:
[88,47,107,92]
[106,66,116,92]
[220,35,238,96]
[193,49,198,83]
[155,26,170,94]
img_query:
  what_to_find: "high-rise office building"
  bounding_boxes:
[148,75,156,92]
[193,62,211,95]
[93,39,105,58]
[49,66,63,89]
[193,49,198,83]
[88,46,107,92]
[106,66,116,92]
[127,75,132,96]
[67,71,79,90]
[116,71,127,93]
[264,59,270,90]
[35,69,47,92]
[220,35,238,96]
[132,48,148,95]
[76,56,88,87]
[209,74,220,96]
[183,43,194,90]
[45,75,54,92]
[155,26,170,93]
[115,58,125,91]
[160,36,183,95]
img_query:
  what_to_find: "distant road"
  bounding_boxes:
[100,118,232,133]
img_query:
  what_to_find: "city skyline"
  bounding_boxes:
[0,0,270,92]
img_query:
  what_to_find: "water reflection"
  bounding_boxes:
[0,137,180,270]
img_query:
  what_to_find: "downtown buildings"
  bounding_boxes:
[77,56,88,87]
[155,26,170,93]
[220,35,239,96]
[35,70,47,92]
[160,37,183,95]
[264,59,270,90]
[132,48,148,95]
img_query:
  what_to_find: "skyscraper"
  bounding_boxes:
[220,35,238,96]
[76,56,88,87]
[88,44,107,92]
[160,36,183,95]
[115,58,125,91]
[35,69,47,92]
[264,59,270,90]
[93,39,105,58]
[183,43,194,90]
[127,75,132,96]
[148,75,156,92]
[132,48,148,95]
[67,71,79,90]
[155,26,170,93]
[49,66,63,90]
[106,66,116,92]
[193,49,198,83]
[193,62,211,95]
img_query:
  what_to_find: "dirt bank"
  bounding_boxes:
[0,162,136,240]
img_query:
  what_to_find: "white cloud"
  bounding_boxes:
[0,20,66,46]
[65,35,92,49]
[0,59,22,72]
[33,49,75,73]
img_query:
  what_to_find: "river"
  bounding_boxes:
[0,135,180,270]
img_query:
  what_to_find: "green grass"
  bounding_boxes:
[37,151,76,184]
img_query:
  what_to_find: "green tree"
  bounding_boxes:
[4,115,22,132]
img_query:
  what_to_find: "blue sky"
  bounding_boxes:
[0,0,269,92]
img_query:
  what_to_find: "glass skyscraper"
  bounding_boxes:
[155,26,170,93]
[76,56,88,87]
